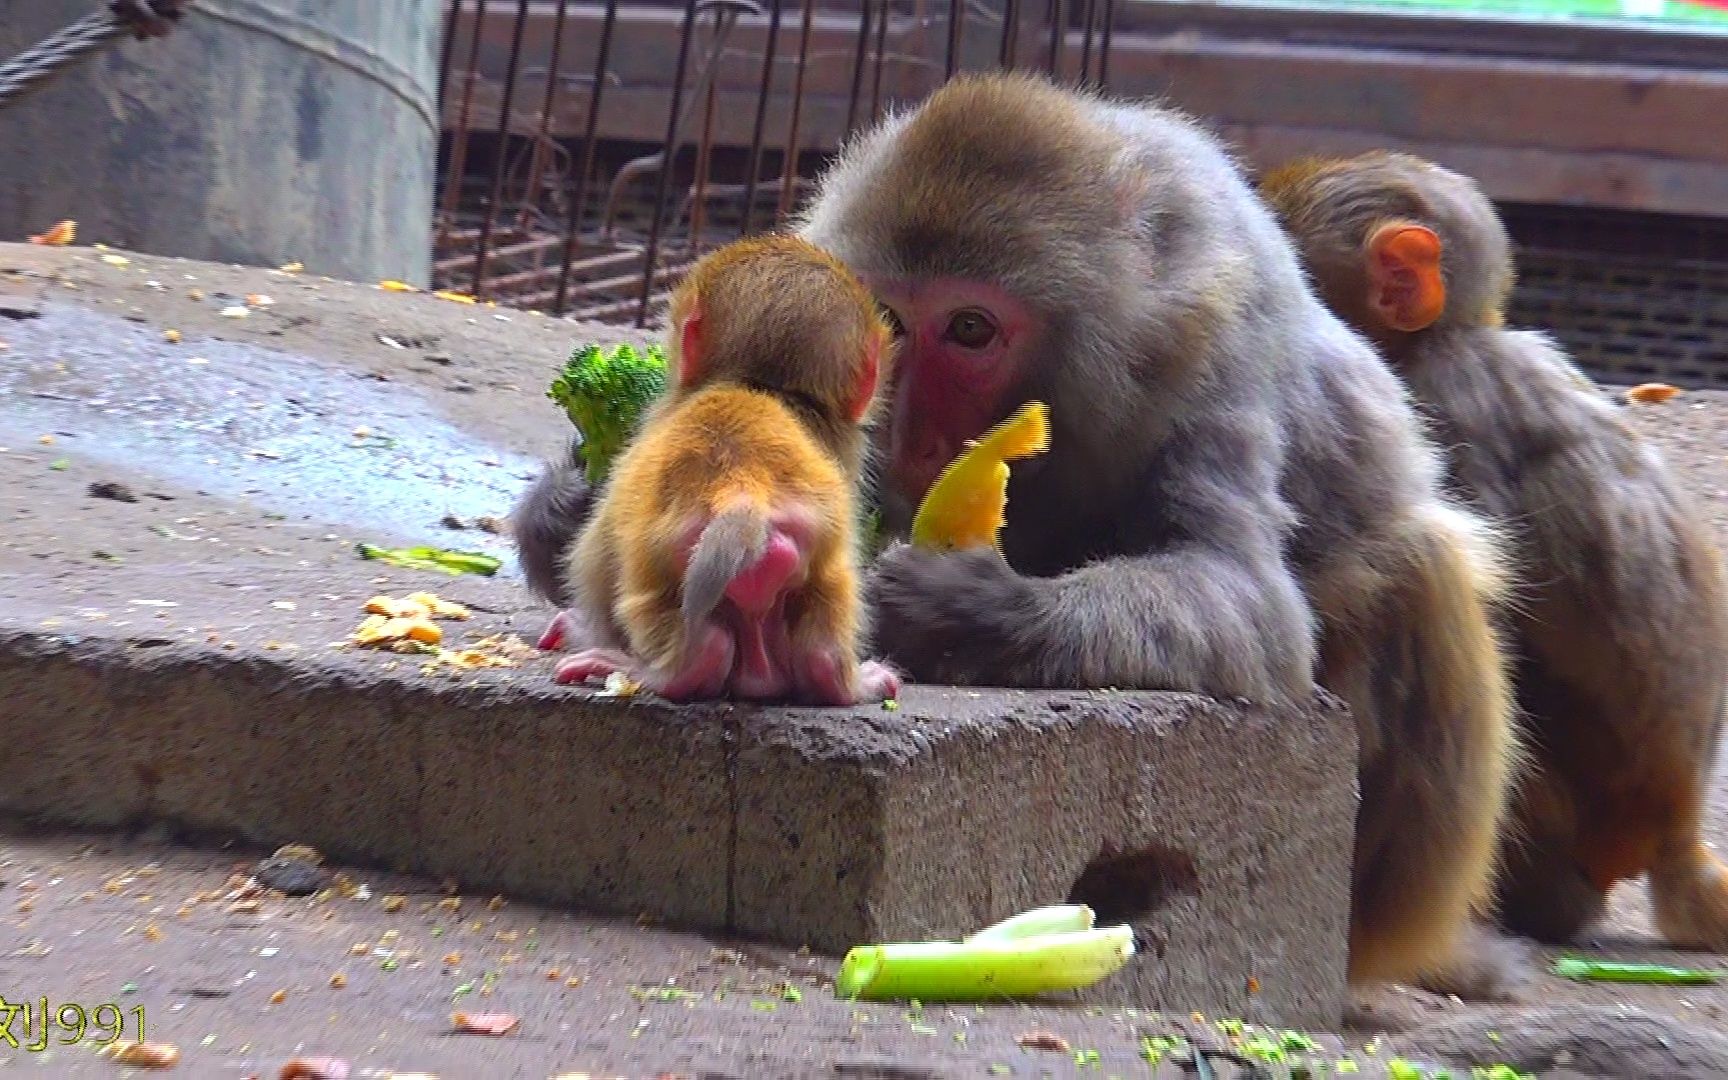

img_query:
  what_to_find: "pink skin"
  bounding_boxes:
[862,275,1035,506]
[548,521,897,705]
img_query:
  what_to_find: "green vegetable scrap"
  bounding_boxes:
[832,904,1133,1003]
[547,341,670,485]
[355,542,500,577]
[1550,956,1726,984]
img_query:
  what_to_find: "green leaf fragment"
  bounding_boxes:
[354,542,500,576]
[1550,955,1725,983]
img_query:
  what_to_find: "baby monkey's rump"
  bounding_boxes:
[545,234,901,706]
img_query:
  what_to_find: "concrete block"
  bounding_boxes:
[0,621,1357,1028]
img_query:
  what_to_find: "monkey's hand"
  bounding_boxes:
[512,438,595,610]
[867,532,1314,699]
[865,543,1045,686]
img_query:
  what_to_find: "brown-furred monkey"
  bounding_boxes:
[515,73,1525,996]
[544,234,902,706]
[1260,149,1728,951]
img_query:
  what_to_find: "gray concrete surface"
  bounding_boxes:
[0,601,1358,1030]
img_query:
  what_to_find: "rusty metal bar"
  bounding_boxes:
[1045,0,1062,77]
[1000,0,1020,69]
[440,0,489,226]
[689,9,726,254]
[1078,0,1097,85]
[870,0,888,117]
[436,0,460,115]
[740,0,783,236]
[1098,0,1114,86]
[945,0,963,80]
[636,0,702,327]
[552,0,619,314]
[777,0,818,223]
[471,0,532,298]
[844,0,873,138]
[517,0,574,228]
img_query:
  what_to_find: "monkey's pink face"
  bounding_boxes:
[865,276,1037,505]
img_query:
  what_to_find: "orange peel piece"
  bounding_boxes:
[1627,382,1682,404]
[910,401,1051,552]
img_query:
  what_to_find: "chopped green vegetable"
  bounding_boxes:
[964,904,1094,943]
[833,923,1133,1002]
[547,341,669,485]
[1550,956,1725,983]
[355,542,500,577]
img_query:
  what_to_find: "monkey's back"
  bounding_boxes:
[605,383,853,562]
[1404,326,1728,766]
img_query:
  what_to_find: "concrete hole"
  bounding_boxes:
[1067,843,1200,927]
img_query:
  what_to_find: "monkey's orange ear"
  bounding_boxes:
[1366,222,1445,333]
[677,301,706,386]
[845,331,883,423]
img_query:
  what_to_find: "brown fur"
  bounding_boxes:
[798,74,1524,994]
[1262,149,1728,950]
[559,233,898,704]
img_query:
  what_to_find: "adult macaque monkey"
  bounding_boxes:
[514,72,1525,996]
[1259,150,1728,951]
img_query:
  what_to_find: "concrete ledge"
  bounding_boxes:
[1,621,1357,1028]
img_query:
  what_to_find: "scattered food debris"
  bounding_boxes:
[355,542,500,577]
[163,328,181,343]
[107,1041,181,1068]
[452,1011,520,1036]
[1016,1031,1071,1053]
[88,480,138,503]
[100,252,131,267]
[1627,382,1683,404]
[255,848,328,897]
[378,280,418,293]
[220,304,250,318]
[28,219,76,245]
[329,972,348,989]
[278,1057,351,1079]
[433,289,477,304]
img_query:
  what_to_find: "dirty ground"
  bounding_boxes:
[3,243,1728,1077]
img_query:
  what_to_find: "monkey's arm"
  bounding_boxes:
[868,437,1315,702]
[510,437,595,609]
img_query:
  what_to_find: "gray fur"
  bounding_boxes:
[680,506,771,631]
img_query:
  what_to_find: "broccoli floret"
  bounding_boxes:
[547,341,670,485]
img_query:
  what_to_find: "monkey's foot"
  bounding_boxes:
[553,647,637,685]
[790,651,901,706]
[537,609,579,651]
[1651,845,1728,949]
[1411,920,1535,1003]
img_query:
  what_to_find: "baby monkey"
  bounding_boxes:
[547,234,902,706]
[1261,150,1728,950]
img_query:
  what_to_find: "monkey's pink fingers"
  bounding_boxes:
[553,648,636,685]
[655,623,737,702]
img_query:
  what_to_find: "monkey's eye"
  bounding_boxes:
[945,309,997,350]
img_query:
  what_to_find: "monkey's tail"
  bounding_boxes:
[681,502,774,631]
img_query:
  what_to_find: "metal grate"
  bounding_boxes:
[1502,204,1728,390]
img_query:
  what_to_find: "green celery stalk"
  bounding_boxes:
[965,905,1095,943]
[834,924,1134,1002]
[1550,957,1726,984]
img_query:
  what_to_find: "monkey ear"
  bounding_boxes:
[1366,221,1445,333]
[845,329,884,424]
[676,300,706,386]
